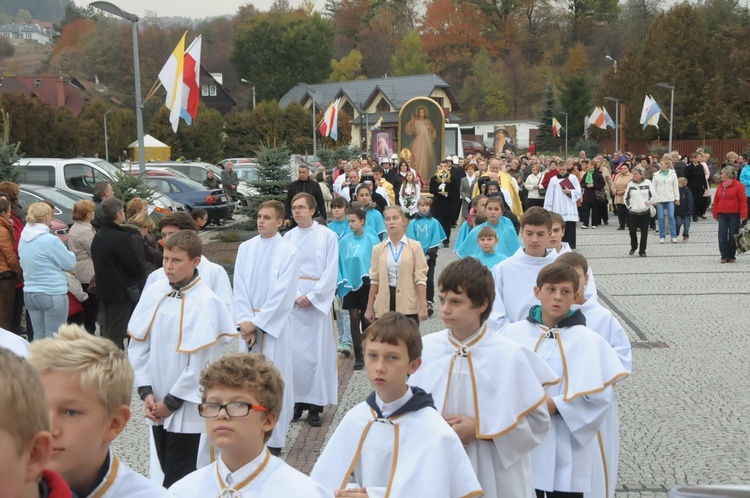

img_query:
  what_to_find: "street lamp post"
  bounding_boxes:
[656,82,675,153]
[561,111,568,160]
[103,108,113,162]
[605,55,617,73]
[240,79,256,110]
[90,1,145,174]
[298,82,316,167]
[604,96,619,152]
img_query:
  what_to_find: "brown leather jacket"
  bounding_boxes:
[0,216,22,278]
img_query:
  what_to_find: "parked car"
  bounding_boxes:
[141,173,230,225]
[13,158,184,215]
[17,183,81,226]
[145,162,253,207]
[216,158,256,169]
[462,140,488,157]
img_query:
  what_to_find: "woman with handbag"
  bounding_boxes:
[652,158,680,243]
[625,166,655,257]
[580,161,606,229]
[0,197,22,330]
[68,199,99,334]
[613,162,634,230]
[524,162,545,208]
[18,202,76,339]
[712,166,748,263]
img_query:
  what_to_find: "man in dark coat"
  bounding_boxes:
[429,160,460,247]
[91,197,146,349]
[284,164,327,228]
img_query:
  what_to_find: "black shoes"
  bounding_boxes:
[639,252,647,257]
[629,249,636,255]
[308,411,322,427]
[292,403,304,422]
[353,346,364,370]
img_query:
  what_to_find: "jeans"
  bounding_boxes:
[24,292,68,341]
[628,211,650,254]
[656,201,676,238]
[336,300,352,348]
[717,213,741,260]
[675,215,691,238]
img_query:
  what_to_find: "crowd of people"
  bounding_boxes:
[0,144,747,498]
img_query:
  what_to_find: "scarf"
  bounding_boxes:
[584,170,594,185]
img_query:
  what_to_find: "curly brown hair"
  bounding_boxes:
[200,354,284,443]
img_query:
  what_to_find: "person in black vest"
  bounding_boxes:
[284,165,327,228]
[429,160,460,247]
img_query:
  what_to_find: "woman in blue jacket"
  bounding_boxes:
[19,202,75,339]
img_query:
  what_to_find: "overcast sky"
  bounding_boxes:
[119,0,309,19]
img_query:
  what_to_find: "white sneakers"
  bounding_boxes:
[660,238,665,243]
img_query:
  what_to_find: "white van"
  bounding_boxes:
[14,157,183,214]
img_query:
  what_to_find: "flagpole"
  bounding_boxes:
[298,82,317,167]
[604,96,619,153]
[562,112,568,160]
[656,83,675,153]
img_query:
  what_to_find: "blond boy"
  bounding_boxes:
[27,325,168,497]
[0,347,71,498]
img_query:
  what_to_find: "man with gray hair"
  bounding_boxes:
[91,180,114,229]
[91,197,146,348]
[221,161,239,220]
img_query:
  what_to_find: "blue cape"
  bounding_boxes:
[455,218,520,259]
[365,208,386,239]
[328,219,351,240]
[455,220,472,248]
[337,231,381,298]
[471,250,507,271]
[406,216,446,255]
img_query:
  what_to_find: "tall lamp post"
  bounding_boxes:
[605,55,617,73]
[603,96,619,152]
[90,1,145,174]
[103,108,113,162]
[298,82,317,167]
[656,82,675,153]
[240,79,256,110]
[561,111,568,160]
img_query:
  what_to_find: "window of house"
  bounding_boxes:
[201,85,209,96]
[376,98,390,112]
[431,97,444,108]
[342,101,354,119]
[209,85,217,96]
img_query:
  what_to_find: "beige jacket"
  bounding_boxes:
[369,237,428,317]
[613,172,633,205]
[68,221,95,284]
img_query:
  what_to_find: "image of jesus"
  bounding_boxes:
[404,106,437,180]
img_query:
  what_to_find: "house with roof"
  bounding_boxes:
[0,23,51,44]
[279,74,460,148]
[199,67,236,115]
[0,76,87,115]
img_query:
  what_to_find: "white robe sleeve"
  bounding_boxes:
[168,346,215,403]
[144,267,163,292]
[306,233,339,314]
[128,335,152,388]
[553,387,612,448]
[488,264,509,331]
[492,402,551,469]
[570,175,583,202]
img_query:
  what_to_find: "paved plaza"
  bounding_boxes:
[114,215,750,496]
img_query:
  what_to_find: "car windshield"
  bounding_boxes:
[27,186,79,209]
[90,159,123,177]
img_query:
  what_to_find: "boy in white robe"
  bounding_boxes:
[28,324,169,497]
[557,253,633,498]
[128,231,237,487]
[311,312,482,498]
[408,258,559,498]
[144,211,234,316]
[284,193,339,427]
[548,212,597,301]
[234,199,300,455]
[502,262,629,498]
[544,168,582,249]
[169,354,332,497]
[489,207,558,332]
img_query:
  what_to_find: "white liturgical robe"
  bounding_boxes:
[544,174,582,222]
[408,326,560,498]
[233,233,300,448]
[284,222,339,406]
[84,450,168,497]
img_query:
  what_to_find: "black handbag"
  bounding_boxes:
[595,190,608,203]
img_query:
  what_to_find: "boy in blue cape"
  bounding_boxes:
[455,196,520,259]
[472,225,507,270]
[406,196,446,315]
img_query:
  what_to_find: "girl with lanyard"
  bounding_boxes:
[364,206,429,327]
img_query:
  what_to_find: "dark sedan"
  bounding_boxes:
[18,183,81,226]
[143,174,230,225]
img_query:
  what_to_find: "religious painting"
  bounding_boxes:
[398,97,445,181]
[494,125,517,156]
[372,129,394,162]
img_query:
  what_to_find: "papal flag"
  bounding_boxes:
[158,32,187,133]
[640,95,662,129]
[552,117,563,137]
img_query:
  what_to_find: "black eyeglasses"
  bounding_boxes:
[198,402,268,418]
